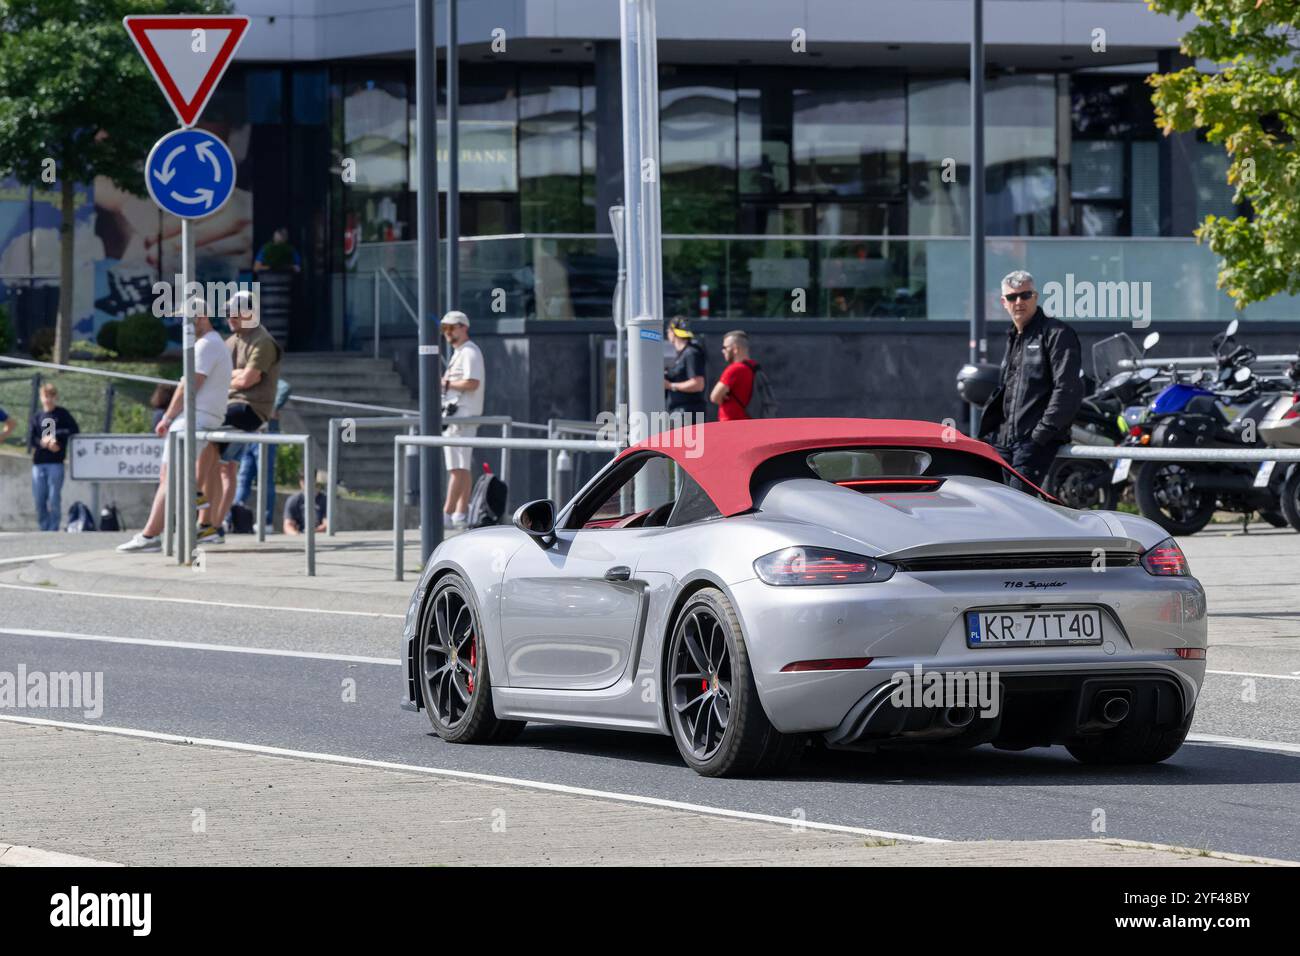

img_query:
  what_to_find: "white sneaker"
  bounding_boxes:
[451,512,468,529]
[117,533,161,553]
[443,513,455,529]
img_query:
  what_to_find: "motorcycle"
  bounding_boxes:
[1258,361,1300,531]
[1124,320,1291,535]
[955,331,1164,510]
[1044,331,1163,510]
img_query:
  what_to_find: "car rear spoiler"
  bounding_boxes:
[879,536,1146,563]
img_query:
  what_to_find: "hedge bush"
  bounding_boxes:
[97,320,122,353]
[28,326,55,361]
[0,304,12,354]
[116,312,167,360]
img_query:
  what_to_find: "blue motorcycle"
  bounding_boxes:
[1125,321,1289,535]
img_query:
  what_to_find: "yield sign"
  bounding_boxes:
[123,15,250,127]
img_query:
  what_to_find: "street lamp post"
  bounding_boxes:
[970,0,987,436]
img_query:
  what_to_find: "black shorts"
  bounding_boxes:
[216,402,264,459]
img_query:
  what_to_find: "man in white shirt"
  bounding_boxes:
[118,299,234,553]
[439,310,484,528]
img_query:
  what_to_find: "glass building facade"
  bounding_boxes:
[2,57,1269,355]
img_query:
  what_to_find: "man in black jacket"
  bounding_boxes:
[977,270,1083,492]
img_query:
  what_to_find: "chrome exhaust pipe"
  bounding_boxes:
[1099,694,1131,724]
[941,706,976,729]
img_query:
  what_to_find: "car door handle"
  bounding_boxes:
[604,566,632,582]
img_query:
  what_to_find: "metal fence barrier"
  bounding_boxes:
[546,418,605,502]
[326,413,515,536]
[392,433,622,581]
[1117,354,1299,370]
[1060,445,1300,463]
[167,429,315,575]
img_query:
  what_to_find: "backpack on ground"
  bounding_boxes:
[99,504,122,532]
[743,360,779,418]
[65,501,95,532]
[467,462,508,528]
[229,503,255,534]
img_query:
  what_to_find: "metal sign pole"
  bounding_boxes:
[446,0,460,312]
[182,220,197,563]
[619,0,666,510]
[416,0,443,558]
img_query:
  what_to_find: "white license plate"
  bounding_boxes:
[1112,458,1132,484]
[967,608,1103,647]
[1254,460,1276,488]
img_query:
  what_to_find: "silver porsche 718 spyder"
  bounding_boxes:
[401,419,1206,777]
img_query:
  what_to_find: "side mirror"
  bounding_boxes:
[513,499,557,547]
[1142,332,1160,352]
[1226,319,1239,338]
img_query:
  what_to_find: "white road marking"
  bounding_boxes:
[0,580,403,619]
[1187,734,1300,757]
[0,553,64,567]
[0,628,400,666]
[1207,669,1300,682]
[0,715,948,845]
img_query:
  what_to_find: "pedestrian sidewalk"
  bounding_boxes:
[1,721,1290,867]
[12,531,427,614]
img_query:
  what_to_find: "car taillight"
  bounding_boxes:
[781,657,874,672]
[1141,537,1190,576]
[1284,394,1300,420]
[754,547,895,586]
[1171,648,1206,660]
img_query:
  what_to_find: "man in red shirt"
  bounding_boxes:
[710,329,755,421]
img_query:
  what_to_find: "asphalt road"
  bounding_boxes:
[3,565,1299,861]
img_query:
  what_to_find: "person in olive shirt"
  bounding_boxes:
[203,291,282,542]
[28,383,79,531]
[663,315,707,424]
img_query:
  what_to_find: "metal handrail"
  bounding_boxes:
[378,267,419,323]
[392,433,621,581]
[328,413,514,536]
[168,429,316,576]
[1061,445,1300,462]
[1117,354,1299,369]
[0,355,418,417]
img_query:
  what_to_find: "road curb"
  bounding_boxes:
[1094,839,1299,867]
[13,553,406,615]
[0,843,121,867]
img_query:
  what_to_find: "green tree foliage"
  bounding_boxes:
[0,0,230,363]
[1149,0,1300,307]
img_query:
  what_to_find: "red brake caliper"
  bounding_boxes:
[467,635,477,694]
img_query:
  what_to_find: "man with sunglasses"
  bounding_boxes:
[977,270,1083,493]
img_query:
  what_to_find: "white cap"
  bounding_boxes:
[440,310,470,327]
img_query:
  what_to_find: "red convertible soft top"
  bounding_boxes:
[620,418,1034,516]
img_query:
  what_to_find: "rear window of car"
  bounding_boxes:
[806,449,932,480]
[751,445,1004,498]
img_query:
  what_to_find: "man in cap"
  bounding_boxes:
[440,310,485,529]
[664,315,707,425]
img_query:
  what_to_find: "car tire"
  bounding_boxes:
[665,587,804,777]
[418,573,526,745]
[1133,462,1216,536]
[1280,467,1300,532]
[1065,707,1194,765]
[1045,458,1119,511]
